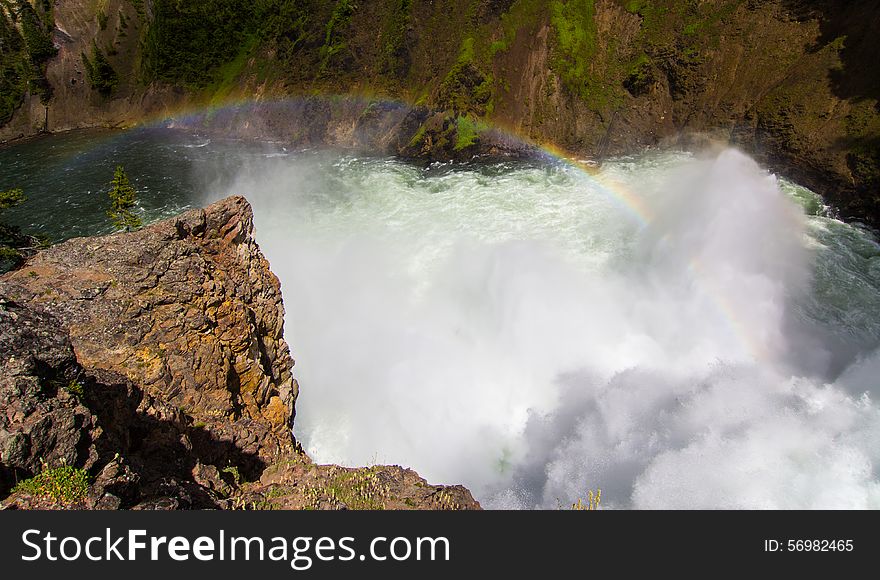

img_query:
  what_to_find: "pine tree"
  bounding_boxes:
[0,187,25,211]
[107,165,142,231]
[0,187,29,272]
[82,43,119,95]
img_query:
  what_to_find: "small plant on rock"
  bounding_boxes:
[13,463,90,505]
[64,379,85,398]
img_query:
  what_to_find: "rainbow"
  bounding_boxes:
[88,95,766,361]
[130,95,654,227]
[525,133,768,362]
[528,140,654,228]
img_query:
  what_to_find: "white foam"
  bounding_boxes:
[201,148,880,508]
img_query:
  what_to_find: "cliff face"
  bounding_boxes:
[0,196,480,510]
[0,294,246,508]
[0,0,182,136]
[1,196,296,461]
[2,0,879,225]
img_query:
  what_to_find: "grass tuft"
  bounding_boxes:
[14,464,90,505]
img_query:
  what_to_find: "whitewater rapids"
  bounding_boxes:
[201,147,880,509]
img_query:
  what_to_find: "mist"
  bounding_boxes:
[198,147,880,508]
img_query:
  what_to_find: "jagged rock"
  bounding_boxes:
[1,196,297,461]
[0,297,99,497]
[191,461,234,498]
[0,297,231,509]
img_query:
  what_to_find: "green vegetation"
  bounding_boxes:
[129,0,621,118]
[107,165,142,231]
[454,115,486,151]
[624,0,648,12]
[0,187,35,272]
[407,122,427,148]
[18,0,55,64]
[0,8,28,123]
[82,43,118,95]
[0,227,25,273]
[623,53,653,96]
[0,1,56,119]
[310,467,390,510]
[623,0,741,51]
[843,100,880,193]
[319,0,355,74]
[549,0,598,99]
[256,0,313,65]
[248,466,395,511]
[0,186,24,211]
[381,0,412,78]
[489,0,544,56]
[429,0,546,119]
[13,464,90,505]
[64,379,85,398]
[222,465,242,486]
[206,33,259,105]
[141,0,258,87]
[439,37,494,114]
[129,0,145,17]
[546,0,622,110]
[139,0,349,88]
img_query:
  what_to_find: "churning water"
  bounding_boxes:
[2,129,879,508]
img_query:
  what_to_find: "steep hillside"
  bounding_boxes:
[1,0,878,225]
[0,0,56,125]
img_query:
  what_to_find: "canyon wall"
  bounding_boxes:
[1,0,878,224]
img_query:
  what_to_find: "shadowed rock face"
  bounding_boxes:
[0,298,100,497]
[0,296,262,509]
[1,196,296,462]
[0,197,480,510]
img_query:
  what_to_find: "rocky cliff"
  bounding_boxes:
[1,1,878,225]
[0,196,480,510]
[2,195,296,462]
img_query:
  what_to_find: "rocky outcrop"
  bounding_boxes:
[0,296,238,509]
[0,197,480,510]
[238,460,480,511]
[1,196,296,462]
[164,100,536,164]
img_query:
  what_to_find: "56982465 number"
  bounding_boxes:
[786,540,853,552]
